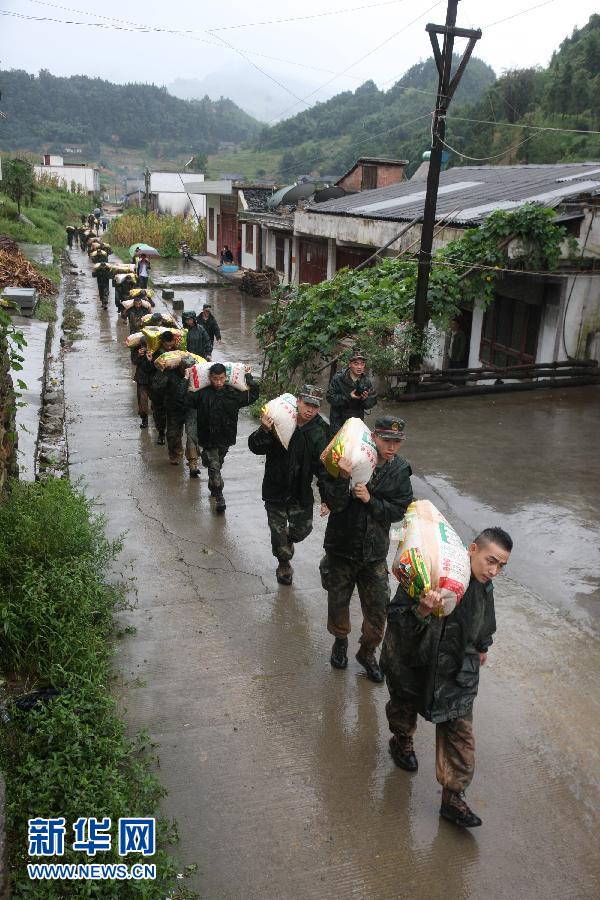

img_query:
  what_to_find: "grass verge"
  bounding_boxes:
[0,478,197,897]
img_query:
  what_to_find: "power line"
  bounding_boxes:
[484,0,559,29]
[439,133,540,161]
[267,0,444,123]
[276,112,434,179]
[25,0,413,34]
[448,115,600,135]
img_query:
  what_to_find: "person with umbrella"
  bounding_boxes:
[136,253,151,289]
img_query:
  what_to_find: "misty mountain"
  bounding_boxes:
[168,65,342,124]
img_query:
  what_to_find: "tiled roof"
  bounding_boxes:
[308,164,600,225]
[241,187,274,212]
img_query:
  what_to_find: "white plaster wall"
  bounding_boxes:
[294,211,463,255]
[156,192,206,218]
[206,195,220,257]
[561,274,600,360]
[468,302,485,368]
[241,223,258,270]
[326,238,336,279]
[291,235,299,284]
[537,299,561,363]
[35,165,99,192]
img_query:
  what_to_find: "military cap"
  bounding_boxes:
[298,384,323,407]
[373,415,406,440]
[349,348,366,361]
[182,310,197,320]
[202,303,212,310]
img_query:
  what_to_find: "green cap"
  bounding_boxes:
[373,415,406,440]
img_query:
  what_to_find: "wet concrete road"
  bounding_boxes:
[64,251,599,899]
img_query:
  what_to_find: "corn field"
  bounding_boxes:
[108,210,206,258]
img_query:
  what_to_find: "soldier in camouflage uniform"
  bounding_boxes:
[248,386,328,586]
[321,415,413,683]
[380,527,512,828]
[92,261,112,309]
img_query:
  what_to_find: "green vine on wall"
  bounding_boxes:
[255,205,571,393]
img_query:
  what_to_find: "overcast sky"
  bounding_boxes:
[1,0,598,119]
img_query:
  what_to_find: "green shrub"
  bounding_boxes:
[0,478,196,897]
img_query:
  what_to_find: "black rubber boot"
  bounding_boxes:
[440,789,482,828]
[140,415,148,429]
[275,561,293,585]
[355,645,384,683]
[330,637,348,669]
[389,735,418,772]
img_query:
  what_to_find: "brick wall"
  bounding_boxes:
[338,162,407,192]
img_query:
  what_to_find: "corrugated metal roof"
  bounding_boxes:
[307,163,600,225]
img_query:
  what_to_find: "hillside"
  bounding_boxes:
[447,14,600,166]
[254,56,496,178]
[0,69,262,158]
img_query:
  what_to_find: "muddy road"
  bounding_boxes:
[64,250,599,899]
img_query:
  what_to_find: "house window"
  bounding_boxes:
[275,235,285,272]
[361,164,377,190]
[480,295,541,367]
[245,224,254,254]
[208,207,214,241]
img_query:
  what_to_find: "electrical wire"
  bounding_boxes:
[439,133,540,161]
[448,115,600,136]
[266,0,444,123]
[24,0,413,34]
[484,0,559,29]
[276,112,433,179]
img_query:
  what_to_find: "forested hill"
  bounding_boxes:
[0,69,262,155]
[255,55,496,176]
[447,14,600,166]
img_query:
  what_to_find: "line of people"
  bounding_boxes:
[79,235,513,831]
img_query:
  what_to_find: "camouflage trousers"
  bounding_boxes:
[264,501,314,562]
[136,385,149,417]
[97,281,110,305]
[386,690,475,792]
[151,397,166,436]
[200,447,228,493]
[321,553,389,650]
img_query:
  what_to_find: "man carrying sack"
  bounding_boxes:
[380,526,512,828]
[321,416,413,683]
[248,385,328,586]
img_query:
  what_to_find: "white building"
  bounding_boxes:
[148,172,207,219]
[34,155,100,194]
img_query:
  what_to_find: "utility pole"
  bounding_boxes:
[408,0,481,391]
[144,167,151,215]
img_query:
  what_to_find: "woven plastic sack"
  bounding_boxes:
[125,331,145,348]
[121,297,152,312]
[142,327,187,355]
[155,351,205,371]
[261,393,297,449]
[187,361,249,393]
[392,499,470,617]
[320,417,377,486]
[129,288,154,300]
[141,312,175,327]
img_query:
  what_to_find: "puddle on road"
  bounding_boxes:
[153,258,600,629]
[17,242,53,265]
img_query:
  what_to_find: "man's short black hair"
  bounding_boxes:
[209,363,226,375]
[161,331,174,342]
[474,527,513,552]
